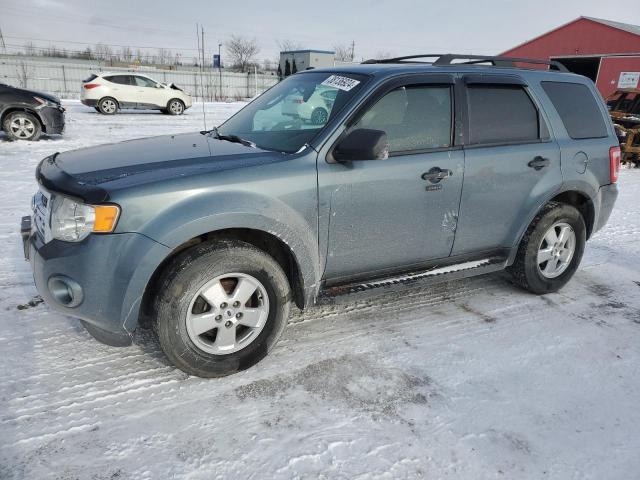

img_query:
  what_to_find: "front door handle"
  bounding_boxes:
[528,156,550,170]
[421,167,453,183]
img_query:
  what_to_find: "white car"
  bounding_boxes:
[281,86,337,124]
[80,72,192,115]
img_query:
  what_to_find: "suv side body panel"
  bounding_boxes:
[452,75,562,255]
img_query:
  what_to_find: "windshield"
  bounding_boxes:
[217,72,368,153]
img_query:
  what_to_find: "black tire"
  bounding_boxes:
[154,239,291,377]
[94,107,100,112]
[166,98,185,115]
[508,201,586,294]
[98,97,119,115]
[310,107,328,125]
[2,111,42,141]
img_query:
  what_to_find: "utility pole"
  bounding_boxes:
[201,25,207,101]
[218,43,222,100]
[350,40,355,62]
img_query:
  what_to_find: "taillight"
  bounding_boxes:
[609,146,621,183]
[83,83,100,89]
[294,99,304,104]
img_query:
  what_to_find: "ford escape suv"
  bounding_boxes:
[22,54,620,378]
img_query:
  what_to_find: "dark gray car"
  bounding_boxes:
[22,55,620,377]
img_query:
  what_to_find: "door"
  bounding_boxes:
[451,77,562,255]
[132,75,166,108]
[318,79,464,282]
[104,75,137,107]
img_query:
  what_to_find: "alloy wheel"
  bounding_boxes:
[537,222,576,279]
[9,116,36,139]
[185,273,269,355]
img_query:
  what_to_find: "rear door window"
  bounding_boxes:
[467,85,539,144]
[353,85,452,153]
[541,81,608,139]
[105,75,132,85]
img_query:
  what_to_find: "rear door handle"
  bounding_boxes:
[528,156,550,170]
[421,167,453,183]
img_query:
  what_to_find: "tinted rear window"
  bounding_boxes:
[104,75,131,85]
[467,85,539,144]
[542,81,608,139]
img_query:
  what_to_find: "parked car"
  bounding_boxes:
[80,72,192,115]
[282,86,338,124]
[0,82,65,141]
[23,55,620,378]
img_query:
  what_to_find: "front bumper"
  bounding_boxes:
[22,220,171,346]
[39,105,65,135]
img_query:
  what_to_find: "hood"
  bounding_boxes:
[14,86,60,104]
[37,132,285,203]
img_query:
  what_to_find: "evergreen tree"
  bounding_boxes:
[277,64,283,80]
[284,59,291,77]
[292,59,297,74]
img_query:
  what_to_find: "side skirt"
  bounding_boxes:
[322,256,508,297]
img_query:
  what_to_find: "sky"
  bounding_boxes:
[2,0,640,63]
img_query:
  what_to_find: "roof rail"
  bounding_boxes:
[362,54,569,72]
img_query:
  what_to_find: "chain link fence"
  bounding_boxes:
[0,56,278,101]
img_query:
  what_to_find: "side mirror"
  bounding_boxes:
[333,128,389,162]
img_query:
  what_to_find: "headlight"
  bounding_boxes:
[33,96,58,108]
[50,195,120,242]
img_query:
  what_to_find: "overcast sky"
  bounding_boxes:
[2,0,640,63]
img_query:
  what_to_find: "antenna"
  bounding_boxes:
[196,24,207,130]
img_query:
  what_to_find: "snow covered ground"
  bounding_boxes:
[1,101,639,479]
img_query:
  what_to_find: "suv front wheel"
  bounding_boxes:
[508,202,586,294]
[154,239,291,377]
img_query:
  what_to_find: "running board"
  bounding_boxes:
[323,257,507,297]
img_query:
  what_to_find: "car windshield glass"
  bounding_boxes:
[217,72,368,153]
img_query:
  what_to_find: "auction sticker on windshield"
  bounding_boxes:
[321,75,361,91]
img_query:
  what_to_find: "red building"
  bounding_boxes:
[501,16,640,98]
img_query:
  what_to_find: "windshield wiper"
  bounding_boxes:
[201,126,256,148]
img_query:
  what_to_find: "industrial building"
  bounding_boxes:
[501,16,640,97]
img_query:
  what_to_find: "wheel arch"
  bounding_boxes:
[508,186,597,265]
[139,227,310,329]
[1,106,44,132]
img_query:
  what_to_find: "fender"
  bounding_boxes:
[118,187,322,322]
[507,179,599,265]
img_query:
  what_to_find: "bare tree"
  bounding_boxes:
[94,43,113,61]
[276,39,306,53]
[121,46,133,63]
[333,44,352,62]
[226,35,260,73]
[373,51,394,59]
[23,41,36,56]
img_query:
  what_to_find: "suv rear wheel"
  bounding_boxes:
[154,239,291,377]
[98,97,119,115]
[508,202,586,294]
[3,111,42,141]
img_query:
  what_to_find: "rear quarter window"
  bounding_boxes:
[541,81,608,139]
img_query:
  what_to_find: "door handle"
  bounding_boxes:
[421,167,452,183]
[528,156,550,170]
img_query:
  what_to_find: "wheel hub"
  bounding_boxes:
[185,273,269,355]
[537,222,576,279]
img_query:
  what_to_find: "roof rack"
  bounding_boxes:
[361,54,569,72]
